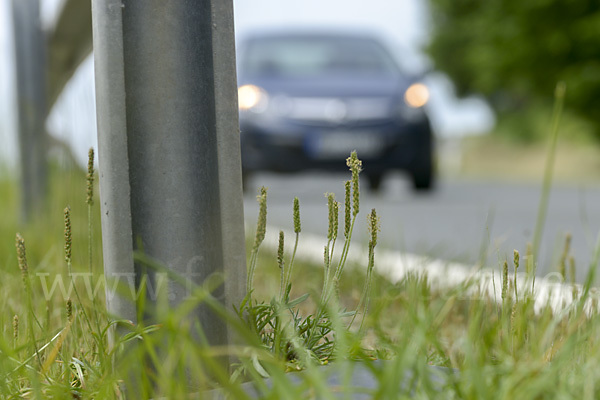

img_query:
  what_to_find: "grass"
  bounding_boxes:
[454,135,600,183]
[3,87,600,397]
[448,90,599,183]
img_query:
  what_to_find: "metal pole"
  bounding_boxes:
[91,0,246,346]
[12,0,47,223]
[46,0,93,112]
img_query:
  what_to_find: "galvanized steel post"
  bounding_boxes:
[91,0,246,346]
[11,0,47,223]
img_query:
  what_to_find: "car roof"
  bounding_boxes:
[239,29,385,44]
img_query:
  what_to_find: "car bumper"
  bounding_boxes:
[240,118,432,174]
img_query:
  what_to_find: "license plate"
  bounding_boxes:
[307,132,383,159]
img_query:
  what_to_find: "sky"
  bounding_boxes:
[0,0,495,168]
[0,0,17,167]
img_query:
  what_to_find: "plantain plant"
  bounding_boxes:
[238,151,380,371]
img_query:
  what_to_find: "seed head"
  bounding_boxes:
[293,197,301,233]
[346,151,362,217]
[326,193,338,241]
[501,260,508,301]
[86,148,95,206]
[344,181,351,238]
[64,207,72,264]
[13,315,18,344]
[66,298,73,321]
[277,230,285,269]
[569,255,576,285]
[15,233,28,274]
[324,245,330,271]
[368,245,375,273]
[367,208,380,248]
[16,233,29,295]
[570,256,578,299]
[510,302,517,334]
[333,201,339,242]
[253,187,268,251]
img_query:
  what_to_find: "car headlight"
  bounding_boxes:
[238,84,269,112]
[404,83,429,108]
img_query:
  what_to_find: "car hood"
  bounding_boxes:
[240,74,409,99]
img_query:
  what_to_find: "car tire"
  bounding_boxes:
[242,170,251,193]
[411,145,435,191]
[366,173,384,192]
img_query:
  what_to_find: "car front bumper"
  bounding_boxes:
[239,118,433,175]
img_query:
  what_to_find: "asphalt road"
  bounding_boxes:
[243,172,600,283]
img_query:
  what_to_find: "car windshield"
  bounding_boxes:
[242,36,399,78]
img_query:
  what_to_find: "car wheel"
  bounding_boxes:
[411,145,435,191]
[242,170,251,193]
[366,173,384,192]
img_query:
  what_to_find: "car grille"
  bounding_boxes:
[286,97,391,126]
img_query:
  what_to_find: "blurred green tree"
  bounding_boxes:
[427,0,600,140]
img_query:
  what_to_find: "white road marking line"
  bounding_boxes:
[254,224,599,315]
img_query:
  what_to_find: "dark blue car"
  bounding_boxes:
[237,31,435,191]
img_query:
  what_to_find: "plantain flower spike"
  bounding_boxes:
[86,148,95,206]
[253,187,268,251]
[344,180,351,238]
[346,151,362,217]
[64,207,72,264]
[293,197,301,233]
[277,230,285,269]
[367,208,380,248]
